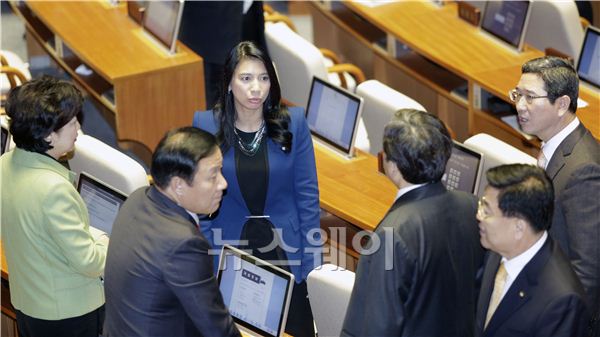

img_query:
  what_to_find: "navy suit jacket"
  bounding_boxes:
[192,107,321,281]
[545,123,600,331]
[103,187,240,337]
[475,237,590,337]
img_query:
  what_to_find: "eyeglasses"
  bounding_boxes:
[508,89,549,104]
[477,198,492,220]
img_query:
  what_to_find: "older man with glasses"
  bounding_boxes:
[510,56,600,336]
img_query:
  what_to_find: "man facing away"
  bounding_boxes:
[513,56,599,334]
[475,163,589,337]
[341,109,484,337]
[103,127,240,337]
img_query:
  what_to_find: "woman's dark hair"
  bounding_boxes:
[214,41,292,153]
[151,127,218,189]
[6,75,83,153]
[383,109,452,184]
[486,164,554,232]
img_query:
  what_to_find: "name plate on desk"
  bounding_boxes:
[458,2,481,26]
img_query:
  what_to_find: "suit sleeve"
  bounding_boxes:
[341,227,415,336]
[560,163,600,313]
[43,178,107,278]
[291,109,322,279]
[163,235,241,337]
[535,295,590,337]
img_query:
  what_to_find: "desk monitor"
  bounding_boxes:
[1,126,10,155]
[142,0,184,54]
[577,25,600,89]
[306,77,363,158]
[77,172,127,235]
[441,141,483,195]
[217,245,294,337]
[127,1,147,25]
[481,1,531,52]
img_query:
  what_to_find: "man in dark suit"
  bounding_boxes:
[475,164,589,337]
[103,127,240,337]
[513,56,600,335]
[341,109,484,337]
[179,1,266,108]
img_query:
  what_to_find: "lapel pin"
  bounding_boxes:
[519,291,525,298]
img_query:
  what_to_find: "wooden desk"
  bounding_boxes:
[10,1,205,163]
[309,1,599,157]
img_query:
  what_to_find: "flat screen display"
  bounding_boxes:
[306,77,363,157]
[142,0,184,54]
[1,127,9,155]
[77,172,127,235]
[441,142,483,195]
[481,1,531,51]
[217,245,294,337]
[577,25,600,89]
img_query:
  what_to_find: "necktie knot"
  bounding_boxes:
[537,149,547,169]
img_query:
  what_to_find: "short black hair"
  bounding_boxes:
[382,109,452,184]
[486,164,554,232]
[151,127,218,189]
[6,75,82,153]
[522,56,578,113]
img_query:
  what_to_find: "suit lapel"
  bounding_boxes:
[484,239,553,336]
[546,124,586,180]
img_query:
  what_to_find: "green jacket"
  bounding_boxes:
[1,148,106,320]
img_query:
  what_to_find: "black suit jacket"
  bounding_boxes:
[475,238,590,337]
[341,182,484,337]
[179,1,266,64]
[103,186,240,337]
[546,123,600,334]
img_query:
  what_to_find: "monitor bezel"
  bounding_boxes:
[480,0,532,52]
[76,171,128,234]
[141,0,184,55]
[217,244,295,337]
[305,76,364,158]
[576,25,600,89]
[443,141,484,195]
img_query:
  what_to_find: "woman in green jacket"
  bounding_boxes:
[1,76,108,337]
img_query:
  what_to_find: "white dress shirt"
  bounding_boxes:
[539,117,580,170]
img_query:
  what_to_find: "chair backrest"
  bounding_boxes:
[1,50,32,95]
[464,133,536,197]
[265,22,329,108]
[69,135,149,196]
[524,0,584,61]
[307,264,356,337]
[356,80,426,155]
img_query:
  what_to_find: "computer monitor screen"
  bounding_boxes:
[306,77,363,157]
[577,25,600,89]
[481,1,531,51]
[142,0,184,54]
[77,172,127,235]
[1,127,9,155]
[217,245,294,337]
[441,141,483,195]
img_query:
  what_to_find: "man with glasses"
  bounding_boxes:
[475,164,589,337]
[510,56,600,336]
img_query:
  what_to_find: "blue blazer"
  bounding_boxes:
[193,107,322,281]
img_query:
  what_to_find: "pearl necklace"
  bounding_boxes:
[234,121,266,156]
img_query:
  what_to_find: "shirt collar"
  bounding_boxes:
[502,231,548,283]
[395,182,427,201]
[541,117,580,167]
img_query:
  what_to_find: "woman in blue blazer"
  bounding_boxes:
[193,41,321,337]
